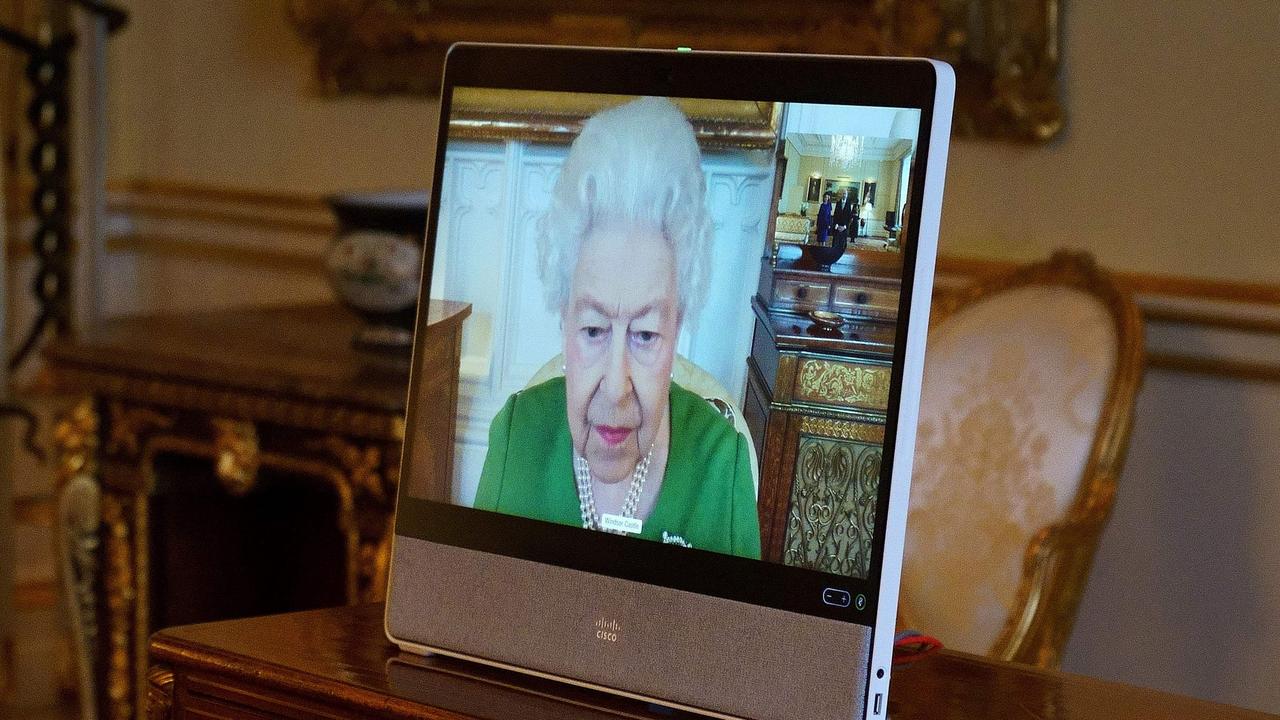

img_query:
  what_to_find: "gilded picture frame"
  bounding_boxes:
[806,177,824,203]
[287,0,1063,143]
[448,89,779,150]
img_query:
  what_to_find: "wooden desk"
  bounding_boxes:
[147,603,1271,720]
[45,301,469,720]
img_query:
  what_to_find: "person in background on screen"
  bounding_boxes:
[833,187,854,243]
[473,97,761,560]
[817,190,833,244]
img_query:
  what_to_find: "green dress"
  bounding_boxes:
[474,377,761,560]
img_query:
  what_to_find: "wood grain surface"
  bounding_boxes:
[149,603,1275,720]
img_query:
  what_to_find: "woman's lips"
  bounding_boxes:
[594,425,633,446]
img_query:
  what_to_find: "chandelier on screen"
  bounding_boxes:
[830,135,864,172]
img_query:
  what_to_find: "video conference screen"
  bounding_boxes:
[408,89,921,582]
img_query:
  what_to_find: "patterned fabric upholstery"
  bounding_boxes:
[773,214,811,243]
[901,285,1117,655]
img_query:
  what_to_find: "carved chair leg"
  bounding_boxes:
[54,398,101,720]
[58,474,101,720]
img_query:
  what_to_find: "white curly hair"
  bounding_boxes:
[536,96,713,323]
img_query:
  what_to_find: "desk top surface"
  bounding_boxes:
[150,603,1271,720]
[44,301,469,413]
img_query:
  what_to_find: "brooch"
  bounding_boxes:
[661,531,692,548]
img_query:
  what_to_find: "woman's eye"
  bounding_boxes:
[583,326,606,339]
[632,330,658,345]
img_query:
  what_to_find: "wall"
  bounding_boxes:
[2,0,1278,713]
[941,2,1279,284]
[100,0,1280,280]
[106,0,440,194]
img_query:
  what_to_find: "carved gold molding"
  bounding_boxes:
[211,418,260,496]
[449,89,778,149]
[315,435,388,503]
[938,253,1280,307]
[102,493,135,720]
[106,401,173,457]
[795,359,891,410]
[54,398,100,485]
[310,435,400,599]
[798,416,886,444]
[50,365,403,442]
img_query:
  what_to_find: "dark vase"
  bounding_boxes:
[324,191,429,351]
[805,232,848,270]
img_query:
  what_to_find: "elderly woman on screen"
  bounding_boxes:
[473,97,761,560]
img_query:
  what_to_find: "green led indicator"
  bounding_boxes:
[676,46,692,52]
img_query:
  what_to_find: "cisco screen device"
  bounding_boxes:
[387,43,953,720]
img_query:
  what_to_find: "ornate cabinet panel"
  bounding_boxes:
[745,295,897,573]
[783,418,884,579]
[46,301,469,720]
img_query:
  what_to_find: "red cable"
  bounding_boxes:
[892,633,943,665]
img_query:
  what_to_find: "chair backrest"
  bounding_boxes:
[772,214,811,245]
[899,251,1144,668]
[525,353,760,496]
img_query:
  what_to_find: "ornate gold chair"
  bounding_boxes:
[899,251,1144,668]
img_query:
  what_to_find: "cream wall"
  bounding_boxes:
[780,149,824,214]
[103,1,1280,280]
[941,2,1279,284]
[30,0,1272,713]
[780,149,903,229]
[107,0,439,194]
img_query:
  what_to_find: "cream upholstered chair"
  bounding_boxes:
[525,353,759,495]
[770,214,813,265]
[899,251,1144,668]
[772,214,812,244]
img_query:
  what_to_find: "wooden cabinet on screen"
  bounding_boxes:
[746,249,903,579]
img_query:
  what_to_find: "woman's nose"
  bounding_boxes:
[600,332,632,401]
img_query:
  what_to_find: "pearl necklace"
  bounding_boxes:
[574,444,654,533]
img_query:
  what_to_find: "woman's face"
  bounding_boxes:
[563,222,680,483]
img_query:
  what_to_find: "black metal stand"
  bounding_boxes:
[1,0,127,373]
[1,1,127,452]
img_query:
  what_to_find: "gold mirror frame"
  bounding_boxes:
[286,0,1063,143]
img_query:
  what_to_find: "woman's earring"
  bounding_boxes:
[561,363,567,373]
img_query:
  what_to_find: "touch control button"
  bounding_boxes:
[855,593,868,611]
[822,588,851,607]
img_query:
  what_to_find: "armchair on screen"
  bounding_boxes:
[899,251,1145,668]
[769,214,813,265]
